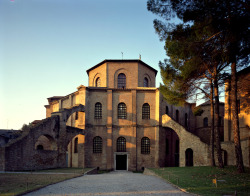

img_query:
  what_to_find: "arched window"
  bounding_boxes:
[166,106,169,115]
[117,137,126,152]
[143,77,149,87]
[176,110,179,122]
[118,102,127,119]
[95,77,101,87]
[74,137,78,153]
[141,137,150,154]
[203,117,208,127]
[185,113,188,127]
[142,103,150,119]
[118,73,126,88]
[93,136,102,153]
[95,102,102,119]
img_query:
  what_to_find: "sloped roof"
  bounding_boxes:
[86,59,158,75]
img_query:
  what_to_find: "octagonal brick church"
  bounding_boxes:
[44,59,212,171]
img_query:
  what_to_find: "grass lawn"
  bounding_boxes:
[149,166,250,196]
[0,168,92,196]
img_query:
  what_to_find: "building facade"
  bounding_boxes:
[1,60,248,171]
[44,60,210,171]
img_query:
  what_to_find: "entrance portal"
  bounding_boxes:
[116,154,127,170]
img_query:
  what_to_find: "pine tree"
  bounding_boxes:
[148,0,250,172]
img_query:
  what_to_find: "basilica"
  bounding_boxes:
[0,60,249,171]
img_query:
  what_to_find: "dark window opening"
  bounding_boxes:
[117,137,126,152]
[118,73,126,88]
[93,136,102,153]
[74,137,78,153]
[141,137,150,154]
[203,117,208,127]
[37,145,44,150]
[118,103,127,119]
[142,103,150,119]
[96,77,101,87]
[95,102,102,119]
[143,77,149,87]
[75,112,78,120]
[166,106,169,115]
[176,110,179,122]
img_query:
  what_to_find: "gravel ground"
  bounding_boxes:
[24,171,190,196]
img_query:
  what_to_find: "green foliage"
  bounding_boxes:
[192,107,204,116]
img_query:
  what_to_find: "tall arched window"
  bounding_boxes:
[93,136,102,153]
[143,77,149,87]
[166,106,169,115]
[118,73,126,88]
[142,103,150,119]
[203,117,208,127]
[141,137,150,154]
[118,102,127,119]
[95,77,101,87]
[176,110,179,122]
[117,137,126,152]
[74,137,78,153]
[95,102,102,119]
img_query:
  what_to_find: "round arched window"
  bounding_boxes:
[95,77,101,87]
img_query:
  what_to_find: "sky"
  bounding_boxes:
[0,0,167,129]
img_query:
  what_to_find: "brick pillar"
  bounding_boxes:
[155,90,160,167]
[106,90,113,170]
[131,90,138,170]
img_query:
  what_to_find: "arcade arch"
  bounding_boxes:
[35,134,57,151]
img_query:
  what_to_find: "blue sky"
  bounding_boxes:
[0,0,167,129]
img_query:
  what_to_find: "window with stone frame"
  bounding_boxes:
[95,102,102,119]
[93,136,102,153]
[95,77,101,87]
[142,103,150,119]
[117,137,126,152]
[141,137,150,154]
[118,102,127,119]
[118,73,126,88]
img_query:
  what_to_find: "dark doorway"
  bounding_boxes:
[185,148,193,166]
[116,154,127,170]
[164,128,179,167]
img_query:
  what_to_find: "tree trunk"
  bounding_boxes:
[210,80,216,166]
[213,68,224,168]
[231,61,245,173]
